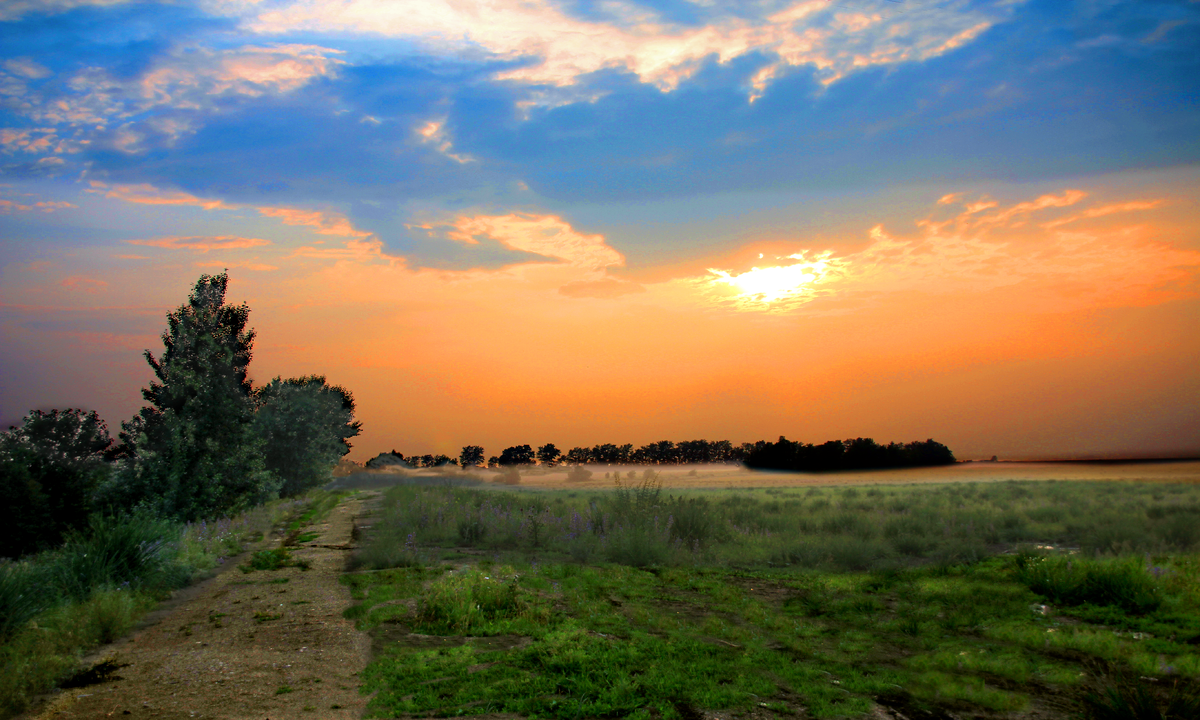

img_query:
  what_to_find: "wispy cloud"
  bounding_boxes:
[126,235,272,252]
[60,275,108,293]
[256,205,373,238]
[88,181,236,210]
[415,118,475,164]
[435,213,624,270]
[4,43,344,155]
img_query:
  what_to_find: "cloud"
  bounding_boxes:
[60,275,108,292]
[0,198,76,213]
[126,235,272,252]
[256,206,374,238]
[1041,199,1165,229]
[558,277,645,298]
[5,42,344,155]
[694,188,1200,313]
[195,260,279,271]
[0,0,131,22]
[90,180,375,243]
[2,58,52,80]
[88,181,237,210]
[437,213,624,269]
[415,118,475,164]
[235,0,1017,102]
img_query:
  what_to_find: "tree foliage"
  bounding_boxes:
[459,445,485,469]
[0,409,114,558]
[536,443,561,466]
[498,444,536,466]
[742,436,956,472]
[254,375,361,497]
[107,272,279,521]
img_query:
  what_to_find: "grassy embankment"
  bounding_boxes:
[343,475,1200,718]
[0,489,345,718]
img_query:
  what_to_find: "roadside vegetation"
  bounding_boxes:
[0,272,361,718]
[344,475,1200,718]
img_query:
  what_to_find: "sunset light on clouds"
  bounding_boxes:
[1,0,1198,462]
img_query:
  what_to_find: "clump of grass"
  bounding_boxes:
[0,562,46,640]
[1082,677,1200,720]
[416,567,548,634]
[352,527,422,570]
[239,547,310,573]
[1014,553,1164,614]
[49,512,185,602]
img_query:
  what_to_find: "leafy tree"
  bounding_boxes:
[254,375,361,497]
[498,444,535,466]
[536,443,561,466]
[0,409,114,558]
[564,446,591,465]
[460,445,485,469]
[107,272,279,522]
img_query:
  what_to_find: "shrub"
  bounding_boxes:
[49,513,183,602]
[415,568,543,633]
[565,465,592,482]
[1014,554,1163,614]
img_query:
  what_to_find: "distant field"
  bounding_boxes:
[333,459,1200,491]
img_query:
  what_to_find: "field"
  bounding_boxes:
[339,462,1200,719]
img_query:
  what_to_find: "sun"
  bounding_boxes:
[707,251,839,309]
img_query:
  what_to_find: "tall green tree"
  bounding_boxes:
[109,272,278,521]
[254,375,362,497]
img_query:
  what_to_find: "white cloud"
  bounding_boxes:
[231,0,1018,102]
[7,43,344,153]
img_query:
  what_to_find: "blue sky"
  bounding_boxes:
[2,0,1199,459]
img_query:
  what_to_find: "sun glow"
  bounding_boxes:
[707,251,839,308]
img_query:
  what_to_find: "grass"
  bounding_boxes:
[344,477,1200,719]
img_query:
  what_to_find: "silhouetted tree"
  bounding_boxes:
[743,436,956,472]
[460,445,485,469]
[498,444,535,466]
[565,446,591,465]
[536,443,561,466]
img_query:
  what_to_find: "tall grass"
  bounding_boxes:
[358,478,1200,572]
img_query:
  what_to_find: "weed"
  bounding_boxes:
[240,547,308,573]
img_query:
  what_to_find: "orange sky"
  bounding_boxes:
[3,168,1198,461]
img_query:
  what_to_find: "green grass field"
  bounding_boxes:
[343,476,1200,719]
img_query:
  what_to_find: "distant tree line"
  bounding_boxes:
[365,436,956,473]
[0,272,362,559]
[742,437,956,472]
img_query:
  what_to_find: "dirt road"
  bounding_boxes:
[23,494,375,720]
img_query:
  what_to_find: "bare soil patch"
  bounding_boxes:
[20,494,376,720]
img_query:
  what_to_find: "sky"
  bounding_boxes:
[1,0,1198,462]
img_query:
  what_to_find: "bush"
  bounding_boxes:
[416,568,542,633]
[49,513,184,602]
[1014,554,1163,614]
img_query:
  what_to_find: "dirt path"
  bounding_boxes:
[24,493,377,720]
